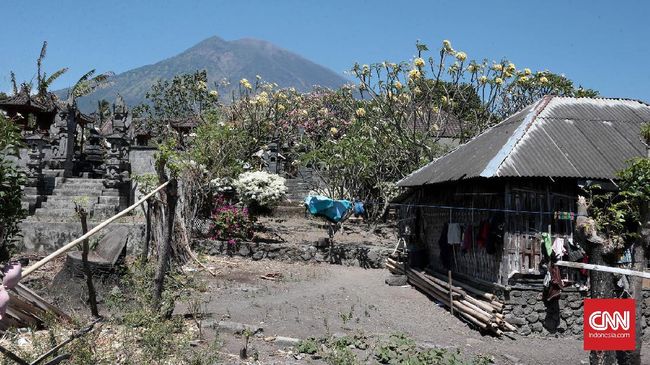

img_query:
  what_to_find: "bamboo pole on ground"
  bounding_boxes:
[448,270,454,315]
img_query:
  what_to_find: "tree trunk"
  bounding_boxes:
[588,241,618,365]
[626,202,649,365]
[141,202,152,263]
[80,212,99,318]
[152,179,178,312]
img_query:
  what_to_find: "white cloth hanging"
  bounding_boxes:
[447,223,462,244]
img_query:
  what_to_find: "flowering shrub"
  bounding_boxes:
[209,177,235,196]
[233,171,287,209]
[209,196,253,246]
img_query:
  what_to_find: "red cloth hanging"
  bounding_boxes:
[476,221,490,248]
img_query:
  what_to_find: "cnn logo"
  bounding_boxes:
[588,310,630,331]
[584,298,635,351]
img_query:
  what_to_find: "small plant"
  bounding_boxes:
[209,195,253,247]
[187,297,205,340]
[296,338,319,355]
[240,328,253,359]
[325,338,358,365]
[339,311,352,326]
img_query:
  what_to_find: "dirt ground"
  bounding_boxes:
[15,215,647,364]
[170,256,591,365]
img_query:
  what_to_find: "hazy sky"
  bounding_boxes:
[2,0,649,101]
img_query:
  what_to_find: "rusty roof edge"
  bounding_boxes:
[480,96,553,178]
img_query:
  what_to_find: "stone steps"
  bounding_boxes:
[40,200,97,210]
[33,208,79,218]
[53,188,105,196]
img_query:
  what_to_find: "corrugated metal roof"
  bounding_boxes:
[398,96,650,187]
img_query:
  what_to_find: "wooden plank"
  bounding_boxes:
[556,261,650,279]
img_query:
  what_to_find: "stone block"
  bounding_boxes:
[518,325,532,336]
[239,245,251,256]
[505,314,527,326]
[571,324,582,335]
[526,312,539,323]
[569,300,582,309]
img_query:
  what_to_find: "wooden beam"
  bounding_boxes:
[556,260,650,279]
[0,344,29,365]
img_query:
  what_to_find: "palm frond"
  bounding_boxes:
[45,67,68,87]
[36,41,47,89]
[70,70,114,100]
[10,71,18,95]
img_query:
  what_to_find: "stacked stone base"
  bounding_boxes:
[502,285,650,339]
[193,238,390,268]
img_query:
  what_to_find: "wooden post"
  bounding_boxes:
[448,270,454,315]
[78,207,99,318]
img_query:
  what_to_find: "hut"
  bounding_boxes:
[396,96,650,335]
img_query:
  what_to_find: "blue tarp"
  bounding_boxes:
[304,195,352,223]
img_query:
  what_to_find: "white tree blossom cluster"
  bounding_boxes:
[232,171,287,208]
[209,177,235,194]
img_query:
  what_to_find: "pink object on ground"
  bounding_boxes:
[2,261,22,289]
[0,286,8,320]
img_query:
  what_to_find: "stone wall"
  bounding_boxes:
[129,147,157,176]
[20,221,145,253]
[129,147,158,203]
[193,238,390,268]
[502,285,650,339]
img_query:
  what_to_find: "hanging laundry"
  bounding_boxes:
[565,237,585,262]
[543,264,564,301]
[486,213,504,255]
[462,224,473,252]
[541,232,553,257]
[552,237,566,260]
[476,221,490,248]
[353,200,366,219]
[438,223,452,269]
[304,195,352,223]
[617,247,632,264]
[580,255,589,277]
[447,223,462,245]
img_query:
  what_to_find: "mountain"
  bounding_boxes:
[57,36,349,112]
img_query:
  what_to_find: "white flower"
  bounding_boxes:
[233,171,288,208]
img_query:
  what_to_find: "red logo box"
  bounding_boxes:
[584,298,635,351]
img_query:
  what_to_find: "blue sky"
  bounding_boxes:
[2,0,649,101]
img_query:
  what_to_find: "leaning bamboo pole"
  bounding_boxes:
[22,181,171,278]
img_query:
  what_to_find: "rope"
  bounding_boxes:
[364,200,584,217]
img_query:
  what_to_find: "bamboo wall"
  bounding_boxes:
[401,178,583,285]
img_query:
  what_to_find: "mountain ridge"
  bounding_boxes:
[56,36,349,112]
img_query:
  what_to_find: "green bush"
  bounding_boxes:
[0,113,25,260]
